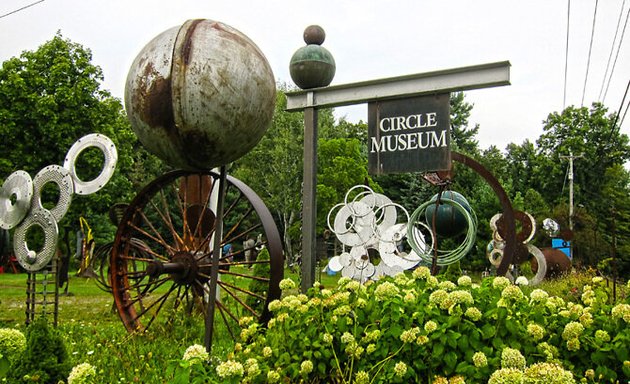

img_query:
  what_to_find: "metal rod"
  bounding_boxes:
[301,106,318,292]
[286,61,511,111]
[204,165,228,352]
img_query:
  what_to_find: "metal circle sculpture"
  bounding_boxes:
[326,186,425,282]
[125,19,276,171]
[0,171,33,230]
[14,208,58,272]
[488,210,546,285]
[407,193,477,267]
[63,133,118,195]
[31,165,74,222]
[117,19,283,351]
[4,135,118,272]
[110,170,283,337]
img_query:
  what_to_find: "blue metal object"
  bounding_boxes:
[552,238,571,259]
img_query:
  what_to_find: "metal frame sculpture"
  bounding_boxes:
[113,19,284,352]
[0,133,118,325]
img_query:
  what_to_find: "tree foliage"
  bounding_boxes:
[0,33,162,253]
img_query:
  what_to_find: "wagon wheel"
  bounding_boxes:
[110,169,283,344]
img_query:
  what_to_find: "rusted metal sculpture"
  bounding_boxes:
[116,19,283,352]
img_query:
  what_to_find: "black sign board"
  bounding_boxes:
[368,93,451,175]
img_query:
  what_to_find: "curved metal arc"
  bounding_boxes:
[450,151,516,275]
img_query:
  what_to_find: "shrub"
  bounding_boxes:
[221,270,629,383]
[8,317,71,384]
[0,328,27,363]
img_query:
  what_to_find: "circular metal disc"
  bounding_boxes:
[379,223,421,270]
[339,252,352,267]
[341,265,356,278]
[63,133,118,195]
[334,201,375,247]
[361,193,396,232]
[0,170,33,229]
[327,256,343,272]
[32,165,74,222]
[527,243,547,285]
[14,208,59,272]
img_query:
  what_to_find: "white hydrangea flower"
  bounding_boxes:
[182,344,209,362]
[216,360,244,379]
[515,276,529,286]
[67,363,97,384]
[300,360,313,375]
[394,361,407,377]
[457,275,472,286]
[501,347,526,370]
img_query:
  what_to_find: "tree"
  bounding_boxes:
[536,103,630,208]
[233,88,304,263]
[0,33,157,254]
[316,137,380,234]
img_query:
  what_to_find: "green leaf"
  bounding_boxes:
[457,334,469,351]
[433,342,445,357]
[0,356,9,378]
[444,351,458,373]
[481,324,496,339]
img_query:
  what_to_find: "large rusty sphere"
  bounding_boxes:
[125,19,276,170]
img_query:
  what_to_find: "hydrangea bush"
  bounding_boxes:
[0,328,26,378]
[183,271,629,383]
[67,362,97,384]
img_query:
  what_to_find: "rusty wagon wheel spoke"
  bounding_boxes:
[110,170,283,349]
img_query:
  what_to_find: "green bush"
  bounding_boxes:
[8,317,71,384]
[245,248,271,315]
[197,269,629,383]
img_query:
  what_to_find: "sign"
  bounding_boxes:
[368,93,451,175]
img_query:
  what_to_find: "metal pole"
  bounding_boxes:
[301,104,318,292]
[204,165,228,353]
[568,151,574,231]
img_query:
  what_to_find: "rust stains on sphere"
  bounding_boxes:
[125,19,276,170]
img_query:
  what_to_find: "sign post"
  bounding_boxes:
[286,61,511,291]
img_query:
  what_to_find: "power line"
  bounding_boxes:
[606,79,630,145]
[0,0,44,20]
[581,0,599,107]
[619,90,630,128]
[563,0,571,109]
[598,0,627,102]
[602,3,630,103]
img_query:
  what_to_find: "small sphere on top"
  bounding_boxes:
[304,25,325,45]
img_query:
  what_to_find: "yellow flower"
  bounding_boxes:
[472,351,487,367]
[300,360,313,375]
[394,361,407,377]
[279,278,297,291]
[501,347,526,370]
[424,320,438,333]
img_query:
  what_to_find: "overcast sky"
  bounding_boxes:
[1,0,629,150]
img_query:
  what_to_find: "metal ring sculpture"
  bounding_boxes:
[326,186,426,281]
[110,170,283,340]
[407,196,478,267]
[3,135,118,272]
[487,210,547,285]
[63,133,118,195]
[0,171,33,230]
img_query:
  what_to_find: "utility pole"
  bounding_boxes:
[560,151,583,231]
[560,151,583,262]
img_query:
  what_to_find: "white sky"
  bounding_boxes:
[1,0,629,150]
